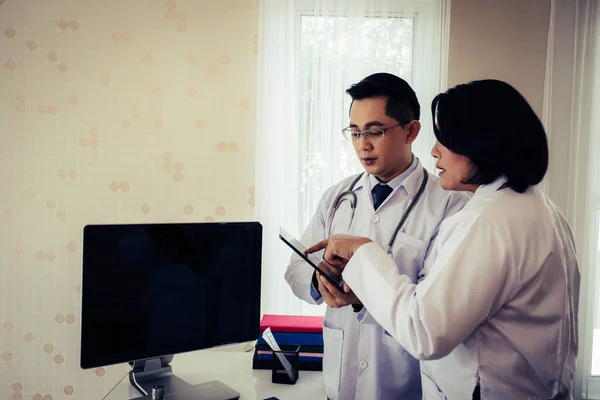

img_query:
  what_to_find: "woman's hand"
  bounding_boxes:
[305,234,372,270]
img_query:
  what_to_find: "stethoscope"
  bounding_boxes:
[327,167,429,257]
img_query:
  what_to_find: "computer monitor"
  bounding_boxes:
[80,222,262,399]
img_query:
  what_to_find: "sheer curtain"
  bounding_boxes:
[255,0,450,316]
[542,1,600,398]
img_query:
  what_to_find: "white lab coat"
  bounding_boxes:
[343,177,580,399]
[285,159,469,400]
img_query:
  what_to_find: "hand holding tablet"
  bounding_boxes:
[279,228,346,294]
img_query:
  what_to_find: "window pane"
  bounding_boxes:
[298,15,414,228]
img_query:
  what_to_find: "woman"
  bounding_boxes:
[307,80,580,399]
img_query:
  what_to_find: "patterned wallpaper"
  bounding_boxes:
[0,0,258,398]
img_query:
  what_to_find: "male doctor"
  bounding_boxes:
[284,72,469,400]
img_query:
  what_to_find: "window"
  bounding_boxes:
[298,14,416,229]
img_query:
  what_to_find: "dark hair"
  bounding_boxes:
[346,72,420,122]
[431,79,548,193]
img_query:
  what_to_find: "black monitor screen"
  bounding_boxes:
[80,222,262,369]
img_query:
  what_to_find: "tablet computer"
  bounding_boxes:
[279,228,345,294]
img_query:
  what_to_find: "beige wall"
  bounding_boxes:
[0,1,553,399]
[448,0,551,118]
[0,0,258,398]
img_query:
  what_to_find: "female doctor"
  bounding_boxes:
[307,79,580,399]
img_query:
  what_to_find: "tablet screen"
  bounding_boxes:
[279,228,345,293]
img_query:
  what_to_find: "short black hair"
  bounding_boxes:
[431,79,548,193]
[346,72,420,122]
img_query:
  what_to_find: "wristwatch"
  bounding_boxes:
[312,271,320,294]
[352,304,363,313]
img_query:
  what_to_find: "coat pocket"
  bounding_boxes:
[379,332,421,399]
[322,322,344,397]
[381,330,405,350]
[393,230,428,251]
[421,371,448,400]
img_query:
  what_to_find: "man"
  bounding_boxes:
[284,72,469,400]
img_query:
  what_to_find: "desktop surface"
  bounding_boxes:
[104,347,326,400]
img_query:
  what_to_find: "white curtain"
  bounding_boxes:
[255,0,450,316]
[542,1,600,397]
[255,0,301,316]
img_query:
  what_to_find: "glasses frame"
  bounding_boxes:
[341,121,412,142]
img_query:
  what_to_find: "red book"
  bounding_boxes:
[259,314,324,334]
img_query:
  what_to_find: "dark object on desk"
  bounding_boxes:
[263,398,280,400]
[252,348,323,371]
[271,345,299,385]
[80,222,262,400]
[132,381,240,400]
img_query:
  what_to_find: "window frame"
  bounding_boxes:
[292,1,431,231]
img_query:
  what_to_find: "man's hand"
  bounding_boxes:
[316,272,361,308]
[318,260,343,276]
[305,234,372,269]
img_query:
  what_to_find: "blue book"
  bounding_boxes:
[257,331,324,346]
[258,353,323,363]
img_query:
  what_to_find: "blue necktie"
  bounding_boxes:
[372,183,393,210]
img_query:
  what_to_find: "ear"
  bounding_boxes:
[406,120,421,144]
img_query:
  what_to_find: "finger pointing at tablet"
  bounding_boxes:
[305,234,372,269]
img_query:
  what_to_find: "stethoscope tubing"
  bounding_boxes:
[328,167,429,258]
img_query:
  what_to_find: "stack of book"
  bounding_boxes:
[252,314,324,371]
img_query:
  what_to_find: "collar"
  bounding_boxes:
[473,176,509,197]
[368,155,419,193]
[399,157,427,200]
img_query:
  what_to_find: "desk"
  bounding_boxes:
[104,348,326,400]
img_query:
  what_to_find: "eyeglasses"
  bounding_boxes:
[341,121,411,142]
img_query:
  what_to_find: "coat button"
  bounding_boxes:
[371,215,380,223]
[359,360,368,369]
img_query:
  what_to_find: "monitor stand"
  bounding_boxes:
[129,355,240,400]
